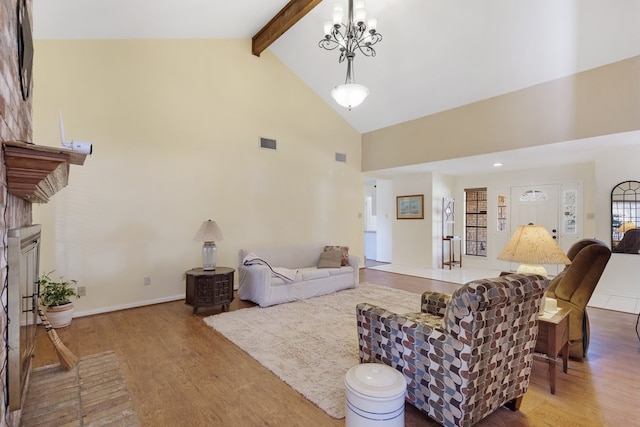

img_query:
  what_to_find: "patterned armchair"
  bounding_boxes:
[356,274,548,427]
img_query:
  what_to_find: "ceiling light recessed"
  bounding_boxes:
[493,162,503,167]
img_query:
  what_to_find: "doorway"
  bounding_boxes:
[508,182,582,275]
[509,184,560,275]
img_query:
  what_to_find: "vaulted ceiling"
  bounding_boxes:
[33,0,640,174]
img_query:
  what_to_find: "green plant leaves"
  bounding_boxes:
[39,271,79,308]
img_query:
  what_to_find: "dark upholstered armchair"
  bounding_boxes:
[357,274,548,427]
[546,238,611,359]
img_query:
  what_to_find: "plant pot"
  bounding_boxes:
[46,303,74,328]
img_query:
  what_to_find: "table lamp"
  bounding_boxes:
[497,223,570,278]
[193,219,224,270]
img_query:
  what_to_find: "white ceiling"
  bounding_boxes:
[33,0,640,175]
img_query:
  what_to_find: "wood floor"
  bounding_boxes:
[32,269,640,426]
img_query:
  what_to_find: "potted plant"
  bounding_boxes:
[39,271,79,328]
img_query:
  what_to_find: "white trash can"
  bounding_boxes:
[345,363,406,427]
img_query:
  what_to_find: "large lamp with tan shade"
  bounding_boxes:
[617,221,637,233]
[497,223,570,278]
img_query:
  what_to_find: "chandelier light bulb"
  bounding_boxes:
[355,6,367,24]
[333,4,344,25]
[323,21,332,36]
[367,17,377,31]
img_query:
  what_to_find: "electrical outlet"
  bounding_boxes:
[77,286,86,297]
[144,277,151,286]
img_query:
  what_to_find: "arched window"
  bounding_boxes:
[519,189,547,202]
[611,180,640,254]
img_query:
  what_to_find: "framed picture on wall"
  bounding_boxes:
[17,0,34,100]
[396,195,424,219]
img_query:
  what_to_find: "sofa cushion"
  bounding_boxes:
[318,250,343,268]
[328,266,354,277]
[324,245,350,266]
[298,267,330,281]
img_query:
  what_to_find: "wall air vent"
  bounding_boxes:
[260,138,277,150]
[335,152,347,163]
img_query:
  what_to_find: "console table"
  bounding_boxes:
[185,267,234,314]
[535,307,571,394]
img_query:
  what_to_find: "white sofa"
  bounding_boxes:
[238,244,359,307]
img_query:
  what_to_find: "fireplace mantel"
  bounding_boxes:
[3,141,87,204]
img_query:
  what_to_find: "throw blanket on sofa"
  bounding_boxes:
[242,253,298,282]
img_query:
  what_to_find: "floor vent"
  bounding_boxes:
[260,138,277,150]
[335,152,347,163]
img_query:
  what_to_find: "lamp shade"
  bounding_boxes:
[497,224,570,276]
[331,83,369,109]
[193,219,224,242]
[617,221,637,233]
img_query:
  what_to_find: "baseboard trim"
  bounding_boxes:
[72,294,186,318]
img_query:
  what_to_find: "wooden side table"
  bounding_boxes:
[185,267,234,314]
[442,236,462,269]
[535,307,571,394]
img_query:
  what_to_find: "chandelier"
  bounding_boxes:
[318,0,383,110]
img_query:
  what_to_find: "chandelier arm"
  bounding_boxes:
[369,33,383,44]
[332,24,348,45]
[354,44,376,58]
[318,39,345,51]
[357,32,383,48]
[351,25,366,44]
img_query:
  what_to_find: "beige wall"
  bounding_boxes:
[594,145,640,300]
[32,39,363,315]
[391,173,434,266]
[362,56,640,172]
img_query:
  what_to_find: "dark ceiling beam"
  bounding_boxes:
[252,0,322,57]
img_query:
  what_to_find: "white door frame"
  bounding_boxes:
[492,180,583,276]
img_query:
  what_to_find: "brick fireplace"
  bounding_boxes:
[1,0,35,423]
[1,2,88,423]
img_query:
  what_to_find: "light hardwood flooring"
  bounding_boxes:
[32,269,640,426]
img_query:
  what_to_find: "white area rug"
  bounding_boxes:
[203,283,422,419]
